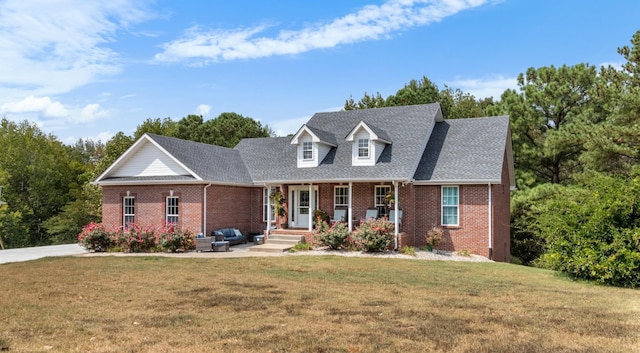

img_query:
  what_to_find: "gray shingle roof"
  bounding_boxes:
[235,104,443,183]
[412,116,510,182]
[147,134,253,184]
[304,125,338,146]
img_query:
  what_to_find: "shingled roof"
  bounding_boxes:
[95,103,513,187]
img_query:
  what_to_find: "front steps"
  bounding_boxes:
[249,233,306,253]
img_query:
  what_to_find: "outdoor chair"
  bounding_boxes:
[365,208,378,221]
[389,209,402,227]
[331,208,347,224]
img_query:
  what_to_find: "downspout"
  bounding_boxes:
[203,183,212,237]
[393,180,399,251]
[488,182,493,260]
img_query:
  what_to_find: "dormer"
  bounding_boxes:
[345,121,392,166]
[290,125,337,168]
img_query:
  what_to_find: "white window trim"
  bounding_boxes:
[441,186,459,226]
[334,186,349,208]
[358,138,370,158]
[263,187,275,222]
[123,196,135,228]
[374,185,390,218]
[302,141,313,160]
[166,196,179,225]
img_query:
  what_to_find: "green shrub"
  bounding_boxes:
[426,227,443,251]
[159,225,195,252]
[399,245,416,256]
[78,222,111,252]
[289,242,313,252]
[353,218,394,252]
[122,224,157,252]
[316,220,350,250]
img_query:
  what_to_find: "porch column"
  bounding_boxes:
[266,186,271,237]
[393,181,399,250]
[308,183,313,232]
[348,181,353,231]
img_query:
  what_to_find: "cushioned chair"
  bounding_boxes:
[331,208,347,224]
[389,209,402,227]
[365,208,378,221]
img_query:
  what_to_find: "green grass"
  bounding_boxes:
[0,255,638,352]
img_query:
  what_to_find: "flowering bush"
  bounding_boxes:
[353,217,395,252]
[426,227,443,251]
[122,224,157,252]
[159,224,195,252]
[78,222,111,252]
[315,219,350,250]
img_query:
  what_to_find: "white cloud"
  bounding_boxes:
[0,0,155,99]
[271,106,343,137]
[0,96,68,117]
[445,75,518,100]
[155,0,496,64]
[77,104,109,123]
[196,104,211,117]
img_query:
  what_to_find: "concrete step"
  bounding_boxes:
[249,243,294,253]
[268,234,306,242]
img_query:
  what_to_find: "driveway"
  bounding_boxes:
[0,244,87,264]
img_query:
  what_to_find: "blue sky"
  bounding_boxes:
[1,0,638,144]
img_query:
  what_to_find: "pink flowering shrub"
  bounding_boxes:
[353,217,395,252]
[78,222,112,252]
[315,218,350,250]
[159,223,195,252]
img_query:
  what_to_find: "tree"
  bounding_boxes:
[501,64,600,187]
[174,114,205,142]
[581,30,640,175]
[200,112,272,148]
[134,117,177,140]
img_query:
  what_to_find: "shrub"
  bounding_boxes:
[159,224,195,252]
[289,242,313,252]
[426,227,443,251]
[122,224,158,253]
[316,220,350,250]
[78,222,111,252]
[353,218,394,252]
[313,209,330,226]
[399,245,416,256]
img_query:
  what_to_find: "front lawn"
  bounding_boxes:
[0,256,637,352]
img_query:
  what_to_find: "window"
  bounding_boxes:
[302,141,313,160]
[358,138,369,158]
[442,186,459,226]
[263,188,275,222]
[375,185,391,218]
[123,196,135,228]
[334,186,348,208]
[166,196,179,225]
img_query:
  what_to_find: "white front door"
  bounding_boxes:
[289,186,318,228]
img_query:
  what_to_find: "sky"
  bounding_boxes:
[0,0,639,144]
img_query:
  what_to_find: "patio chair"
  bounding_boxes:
[389,209,402,227]
[365,208,378,221]
[331,208,347,224]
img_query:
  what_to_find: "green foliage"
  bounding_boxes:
[288,242,313,252]
[425,227,443,251]
[134,117,177,140]
[398,245,416,256]
[312,208,330,225]
[353,218,395,252]
[159,225,195,252]
[533,171,640,287]
[79,222,195,253]
[315,220,350,250]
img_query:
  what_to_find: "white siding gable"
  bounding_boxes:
[112,142,190,177]
[297,133,317,168]
[352,130,375,166]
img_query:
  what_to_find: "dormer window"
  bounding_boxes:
[358,138,369,158]
[303,142,313,160]
[346,121,392,166]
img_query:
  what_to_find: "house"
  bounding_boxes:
[94,103,515,261]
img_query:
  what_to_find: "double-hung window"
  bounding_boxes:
[123,196,135,228]
[358,138,369,158]
[334,186,348,208]
[302,142,313,160]
[375,185,391,218]
[442,186,459,226]
[166,196,179,225]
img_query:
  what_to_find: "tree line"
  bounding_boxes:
[1,29,639,286]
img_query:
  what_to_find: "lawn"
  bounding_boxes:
[0,255,638,352]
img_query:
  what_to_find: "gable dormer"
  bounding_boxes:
[290,125,337,168]
[345,121,392,166]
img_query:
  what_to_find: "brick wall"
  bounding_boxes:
[491,150,512,262]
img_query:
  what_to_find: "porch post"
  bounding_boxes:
[308,183,313,232]
[348,181,353,231]
[393,180,399,250]
[266,186,271,237]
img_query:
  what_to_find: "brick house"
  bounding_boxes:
[95,103,515,261]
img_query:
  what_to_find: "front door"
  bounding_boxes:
[289,186,318,228]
